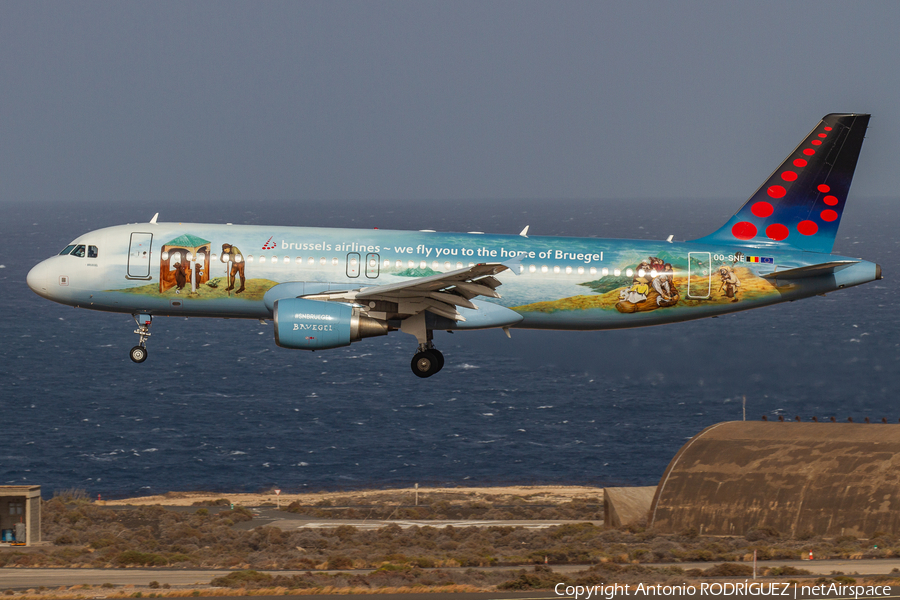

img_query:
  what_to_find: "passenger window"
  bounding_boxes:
[72,245,86,258]
[88,246,99,258]
[59,245,76,256]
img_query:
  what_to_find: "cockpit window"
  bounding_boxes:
[88,246,99,258]
[72,245,86,258]
[59,245,76,256]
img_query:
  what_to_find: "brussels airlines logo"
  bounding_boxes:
[261,236,277,250]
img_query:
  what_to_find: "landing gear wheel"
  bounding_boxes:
[129,345,148,363]
[411,351,440,378]
[429,348,445,372]
[131,314,152,363]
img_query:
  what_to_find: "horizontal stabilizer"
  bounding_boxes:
[761,260,858,280]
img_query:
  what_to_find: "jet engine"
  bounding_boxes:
[273,298,388,350]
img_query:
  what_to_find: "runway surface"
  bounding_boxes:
[3,558,900,588]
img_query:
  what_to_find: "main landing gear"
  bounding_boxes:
[130,313,152,363]
[400,312,445,378]
[411,342,444,378]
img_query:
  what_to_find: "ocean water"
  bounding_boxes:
[1,198,896,498]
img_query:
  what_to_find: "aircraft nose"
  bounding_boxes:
[27,260,52,298]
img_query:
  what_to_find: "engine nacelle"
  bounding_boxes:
[273,298,388,350]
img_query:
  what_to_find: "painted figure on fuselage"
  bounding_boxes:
[222,243,246,294]
[718,265,741,302]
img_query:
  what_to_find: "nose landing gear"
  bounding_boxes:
[411,342,444,378]
[130,313,152,363]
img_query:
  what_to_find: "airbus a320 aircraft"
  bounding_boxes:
[28,114,881,377]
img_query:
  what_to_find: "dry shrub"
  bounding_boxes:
[745,526,780,541]
[210,570,274,588]
[192,498,230,507]
[700,562,754,577]
[766,565,811,576]
[498,565,561,590]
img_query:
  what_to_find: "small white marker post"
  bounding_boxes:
[414,483,419,506]
[275,489,281,509]
[753,549,757,580]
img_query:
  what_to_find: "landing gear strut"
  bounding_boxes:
[401,312,445,378]
[130,313,152,363]
[411,342,444,378]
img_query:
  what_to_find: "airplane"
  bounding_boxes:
[27,113,881,378]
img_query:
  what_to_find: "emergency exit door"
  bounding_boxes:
[346,253,361,278]
[366,253,380,278]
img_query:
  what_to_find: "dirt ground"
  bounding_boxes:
[101,485,605,507]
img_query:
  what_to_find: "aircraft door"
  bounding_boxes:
[127,233,153,280]
[687,252,711,298]
[346,253,361,278]
[366,253,380,279]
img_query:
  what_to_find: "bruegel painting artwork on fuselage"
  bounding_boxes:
[27,114,882,377]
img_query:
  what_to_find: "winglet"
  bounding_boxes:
[519,225,529,238]
[501,254,524,276]
[149,213,159,224]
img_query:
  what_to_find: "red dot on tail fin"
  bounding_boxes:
[797,220,818,236]
[751,202,774,218]
[767,185,786,199]
[732,222,757,240]
[766,224,789,241]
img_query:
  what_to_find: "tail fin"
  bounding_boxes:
[690,113,870,253]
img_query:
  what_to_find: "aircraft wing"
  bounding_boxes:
[302,258,520,322]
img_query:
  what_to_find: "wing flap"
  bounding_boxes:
[451,281,501,299]
[356,263,508,299]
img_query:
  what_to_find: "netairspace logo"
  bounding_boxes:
[554,581,893,599]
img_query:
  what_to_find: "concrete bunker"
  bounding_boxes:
[648,421,900,537]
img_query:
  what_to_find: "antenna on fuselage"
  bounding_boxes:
[519,225,529,238]
[149,213,159,224]
[666,234,674,243]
